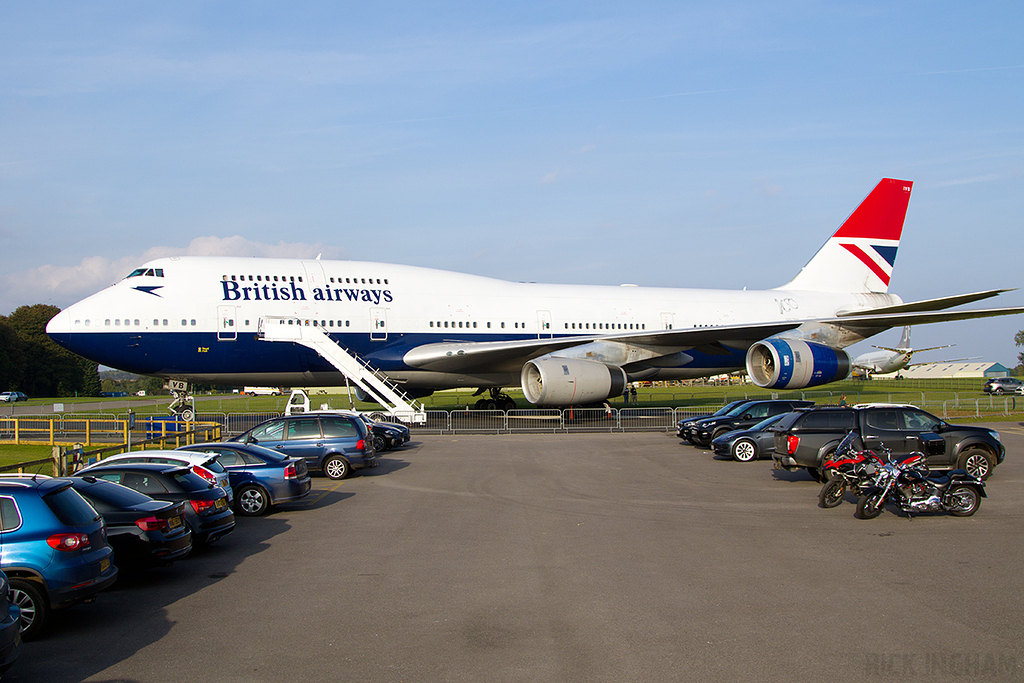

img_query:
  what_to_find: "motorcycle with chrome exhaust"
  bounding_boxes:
[855,450,986,519]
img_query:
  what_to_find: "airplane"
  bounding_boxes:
[45,178,1024,417]
[850,326,960,377]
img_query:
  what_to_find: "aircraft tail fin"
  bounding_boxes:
[778,178,913,293]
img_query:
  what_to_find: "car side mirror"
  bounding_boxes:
[742,413,752,420]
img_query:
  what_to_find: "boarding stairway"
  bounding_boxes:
[258,316,427,424]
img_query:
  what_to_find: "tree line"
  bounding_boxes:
[0,304,101,398]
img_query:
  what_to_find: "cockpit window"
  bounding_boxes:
[126,268,164,278]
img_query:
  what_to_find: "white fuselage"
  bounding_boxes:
[46,256,898,389]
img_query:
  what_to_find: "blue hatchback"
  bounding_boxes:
[0,475,118,640]
[177,442,312,516]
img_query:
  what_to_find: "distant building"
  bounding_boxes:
[875,362,1010,380]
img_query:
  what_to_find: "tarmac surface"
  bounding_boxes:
[10,424,1024,683]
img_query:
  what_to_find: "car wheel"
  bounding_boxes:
[732,439,757,462]
[819,477,846,508]
[322,455,351,480]
[958,448,994,480]
[236,485,270,516]
[946,485,981,517]
[856,491,887,519]
[818,448,838,477]
[9,579,49,641]
[372,434,388,452]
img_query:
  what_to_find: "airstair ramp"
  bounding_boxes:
[259,316,427,424]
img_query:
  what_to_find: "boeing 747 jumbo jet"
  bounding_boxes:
[46,178,1023,418]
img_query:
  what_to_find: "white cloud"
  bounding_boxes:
[2,236,346,314]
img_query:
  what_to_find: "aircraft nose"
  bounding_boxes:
[46,308,73,343]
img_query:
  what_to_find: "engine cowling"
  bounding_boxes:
[745,339,852,390]
[521,358,627,406]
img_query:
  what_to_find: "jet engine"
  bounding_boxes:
[521,358,627,406]
[745,339,852,390]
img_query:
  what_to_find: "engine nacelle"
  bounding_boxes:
[521,358,627,406]
[745,339,852,390]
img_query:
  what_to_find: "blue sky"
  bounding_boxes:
[2,1,1022,366]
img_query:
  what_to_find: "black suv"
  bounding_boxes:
[772,404,1005,481]
[686,399,814,448]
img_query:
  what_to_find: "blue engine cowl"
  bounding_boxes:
[745,339,852,390]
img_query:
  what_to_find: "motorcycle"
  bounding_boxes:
[855,453,986,519]
[818,433,887,508]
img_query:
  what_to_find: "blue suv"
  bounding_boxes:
[0,476,118,640]
[231,412,377,480]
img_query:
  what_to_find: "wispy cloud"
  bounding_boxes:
[936,167,1024,187]
[2,237,345,314]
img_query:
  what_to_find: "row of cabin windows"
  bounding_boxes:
[224,275,300,283]
[220,274,389,285]
[427,321,532,329]
[566,322,646,331]
[77,317,648,331]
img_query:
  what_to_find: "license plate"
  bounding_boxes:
[215,498,227,510]
[100,558,110,572]
[168,515,182,529]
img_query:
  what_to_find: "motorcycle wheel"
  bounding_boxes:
[946,485,981,517]
[856,491,887,519]
[818,477,846,508]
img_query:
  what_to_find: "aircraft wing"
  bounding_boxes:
[401,320,804,373]
[835,289,1013,317]
[821,305,1024,338]
[402,302,1024,374]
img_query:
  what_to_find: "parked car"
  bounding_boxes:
[676,400,751,442]
[68,476,192,567]
[0,475,118,640]
[686,399,814,448]
[75,463,234,545]
[0,572,21,676]
[0,392,27,403]
[177,442,312,516]
[82,450,233,503]
[982,377,1024,395]
[772,404,1005,481]
[229,412,377,480]
[349,412,411,451]
[710,413,788,462]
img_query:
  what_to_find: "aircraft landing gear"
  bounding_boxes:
[473,388,516,411]
[166,380,196,421]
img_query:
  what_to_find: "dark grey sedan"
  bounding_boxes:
[710,414,788,462]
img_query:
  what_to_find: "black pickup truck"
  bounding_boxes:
[772,404,1005,481]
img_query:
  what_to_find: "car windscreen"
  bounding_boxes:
[197,458,226,473]
[714,400,748,417]
[751,414,786,431]
[75,480,154,509]
[723,402,755,417]
[44,487,102,526]
[168,469,216,492]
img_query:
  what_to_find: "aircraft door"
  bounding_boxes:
[217,305,237,341]
[661,313,675,330]
[370,307,387,341]
[537,310,552,339]
[301,261,328,289]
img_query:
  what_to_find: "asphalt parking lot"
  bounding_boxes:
[11,423,1024,683]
